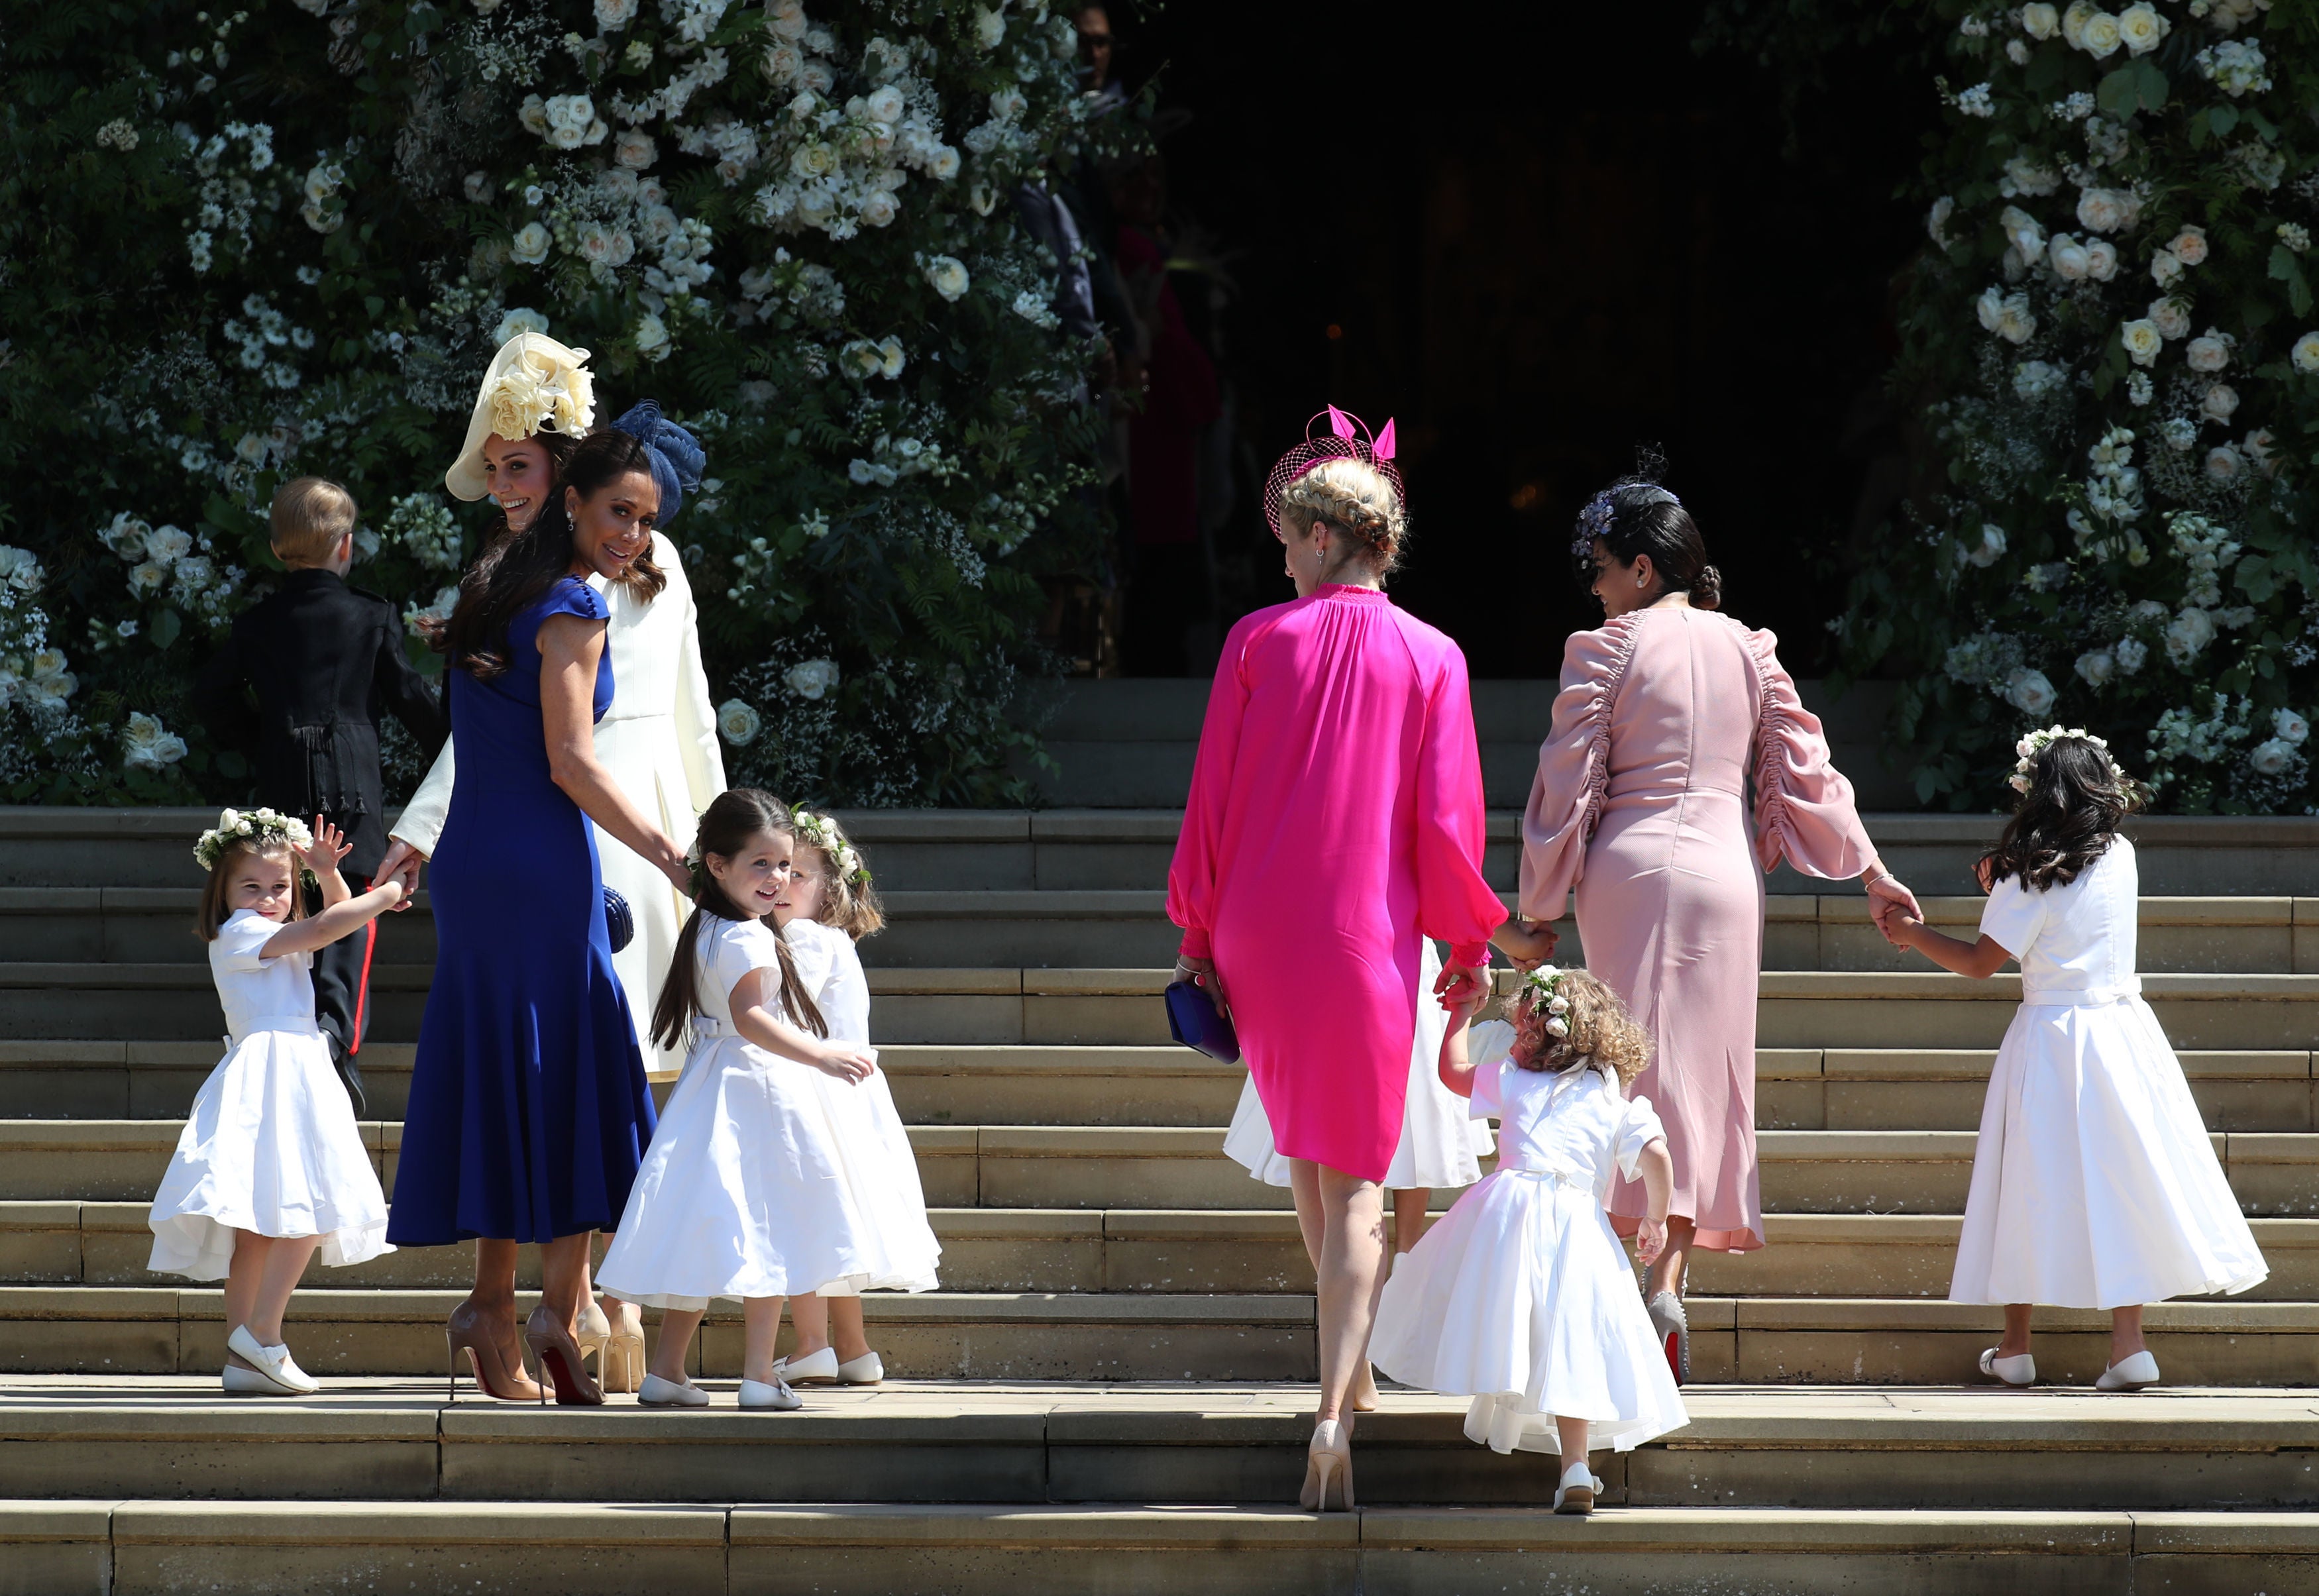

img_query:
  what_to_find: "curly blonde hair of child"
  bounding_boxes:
[794,810,885,941]
[1507,969,1651,1087]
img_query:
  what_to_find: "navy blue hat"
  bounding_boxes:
[610,399,707,528]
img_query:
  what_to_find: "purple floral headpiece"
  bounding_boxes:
[1570,484,1678,565]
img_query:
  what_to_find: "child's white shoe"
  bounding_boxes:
[836,1351,884,1385]
[225,1325,320,1395]
[2096,1350,2161,1391]
[776,1347,840,1385]
[1978,1347,2036,1387]
[1552,1459,1601,1516]
[637,1372,710,1408]
[739,1376,802,1410]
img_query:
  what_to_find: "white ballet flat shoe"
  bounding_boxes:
[776,1348,841,1385]
[739,1377,802,1411]
[1552,1460,1603,1516]
[226,1325,319,1395]
[637,1372,710,1408]
[1978,1347,2036,1387]
[836,1351,884,1385]
[2096,1351,2161,1391]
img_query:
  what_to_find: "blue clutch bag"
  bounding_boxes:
[604,888,634,954]
[1165,977,1240,1063]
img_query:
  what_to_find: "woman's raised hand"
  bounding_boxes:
[810,1040,878,1083]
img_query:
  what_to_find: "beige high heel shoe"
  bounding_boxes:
[573,1299,612,1381]
[1299,1419,1354,1512]
[600,1299,645,1394]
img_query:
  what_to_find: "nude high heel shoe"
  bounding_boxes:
[573,1300,611,1380]
[523,1305,605,1406]
[600,1301,645,1395]
[445,1301,542,1403]
[1298,1420,1354,1512]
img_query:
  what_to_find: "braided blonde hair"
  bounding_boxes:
[1277,457,1409,576]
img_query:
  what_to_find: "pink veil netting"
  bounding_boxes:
[1262,405,1405,539]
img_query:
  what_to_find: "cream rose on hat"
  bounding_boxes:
[443,333,598,502]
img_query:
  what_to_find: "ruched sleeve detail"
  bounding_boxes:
[1413,641,1507,969]
[1516,615,1644,923]
[1742,623,1876,880]
[1166,614,1258,962]
[1615,1091,1668,1183]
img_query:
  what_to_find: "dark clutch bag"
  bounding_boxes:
[604,888,634,954]
[1165,977,1240,1063]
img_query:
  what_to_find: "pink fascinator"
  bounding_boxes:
[1262,405,1405,539]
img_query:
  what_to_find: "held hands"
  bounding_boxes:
[811,1040,878,1084]
[373,838,427,910]
[1432,958,1490,1012]
[1864,866,1921,947]
[1635,1216,1668,1267]
[1490,918,1559,972]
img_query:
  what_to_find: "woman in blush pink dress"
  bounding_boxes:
[1169,411,1504,1511]
[1499,471,1920,1384]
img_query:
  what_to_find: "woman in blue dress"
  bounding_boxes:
[388,427,692,1405]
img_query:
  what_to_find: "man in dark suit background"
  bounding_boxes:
[193,476,448,1112]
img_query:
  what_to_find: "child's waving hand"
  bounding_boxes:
[301,816,352,875]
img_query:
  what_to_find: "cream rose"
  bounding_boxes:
[2120,318,2163,366]
[2117,2,2167,54]
[2075,649,2116,686]
[2171,225,2208,266]
[2291,331,2319,373]
[923,254,969,301]
[487,368,547,439]
[2076,187,2129,233]
[2022,1,2060,37]
[2049,233,2091,280]
[859,188,898,228]
[614,132,656,170]
[2202,384,2241,424]
[865,85,906,124]
[2149,298,2190,339]
[2062,0,2095,46]
[510,222,552,266]
[2205,445,2245,481]
[2078,9,2122,56]
[2149,248,2183,287]
[2185,333,2232,372]
[2086,238,2120,280]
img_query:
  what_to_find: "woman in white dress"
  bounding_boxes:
[1886,729,2266,1390]
[378,340,726,1391]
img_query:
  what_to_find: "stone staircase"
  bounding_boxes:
[5,793,2319,1591]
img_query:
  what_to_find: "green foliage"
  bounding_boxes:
[0,0,1132,807]
[1827,0,2319,812]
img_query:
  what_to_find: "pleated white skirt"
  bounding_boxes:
[1368,1169,1688,1455]
[1221,940,1494,1189]
[1949,997,2267,1308]
[599,1035,941,1309]
[146,1029,392,1280]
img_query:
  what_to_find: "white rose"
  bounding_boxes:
[2150,248,2183,286]
[865,85,906,124]
[2062,0,2095,46]
[2165,606,2216,665]
[2277,708,2310,746]
[2202,384,2241,424]
[519,95,549,136]
[2004,667,2059,717]
[2049,233,2091,280]
[1967,523,2008,567]
[2205,445,2245,481]
[2185,333,2232,372]
[493,307,549,345]
[2292,331,2319,373]
[614,131,657,170]
[595,0,639,27]
[2086,238,2120,280]
[785,658,840,700]
[2114,636,2149,674]
[716,699,761,745]
[2149,298,2190,339]
[128,560,168,594]
[928,144,961,182]
[2075,649,2116,686]
[2000,205,2046,264]
[768,0,806,40]
[2022,1,2060,36]
[878,337,905,379]
[2117,2,2167,54]
[2079,9,2122,55]
[634,312,671,362]
[923,254,969,301]
[2120,318,2163,366]
[1996,292,2035,344]
[2250,737,2294,776]
[510,222,551,265]
[2076,187,2128,233]
[974,6,1006,48]
[146,525,191,564]
[859,188,898,228]
[2171,226,2208,266]
[989,87,1026,123]
[2245,429,2278,476]
[1976,286,2006,333]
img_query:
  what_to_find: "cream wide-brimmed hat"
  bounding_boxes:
[443,332,598,502]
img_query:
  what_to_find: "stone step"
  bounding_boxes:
[14,963,2319,1048]
[12,1497,2319,1596]
[9,1039,2315,1133]
[5,1118,2314,1216]
[2,1383,2316,1513]
[0,1287,2311,1385]
[11,1202,2318,1302]
[21,886,2319,975]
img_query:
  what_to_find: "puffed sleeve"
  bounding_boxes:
[1167,613,1258,962]
[1977,871,2046,963]
[1743,625,1876,880]
[543,577,610,623]
[715,920,782,1007]
[1413,641,1508,970]
[211,911,278,974]
[1466,1020,1517,1121]
[784,918,838,1008]
[1615,1092,1668,1182]
[659,538,728,839]
[1517,617,1641,923]
[392,738,456,855]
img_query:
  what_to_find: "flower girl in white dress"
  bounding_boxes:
[149,810,413,1396]
[1888,729,2265,1391]
[772,808,942,1387]
[1369,965,1687,1515]
[597,790,885,1410]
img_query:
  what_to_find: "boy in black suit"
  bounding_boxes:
[193,478,447,1112]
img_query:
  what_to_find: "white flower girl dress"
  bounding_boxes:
[1368,1021,1688,1457]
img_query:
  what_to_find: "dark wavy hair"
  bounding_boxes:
[1984,735,2143,891]
[651,788,826,1053]
[477,429,663,596]
[1572,449,1721,611]
[440,428,662,678]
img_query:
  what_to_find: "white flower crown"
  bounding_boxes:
[1520,963,1575,1039]
[193,807,313,873]
[2008,725,2112,793]
[790,805,871,885]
